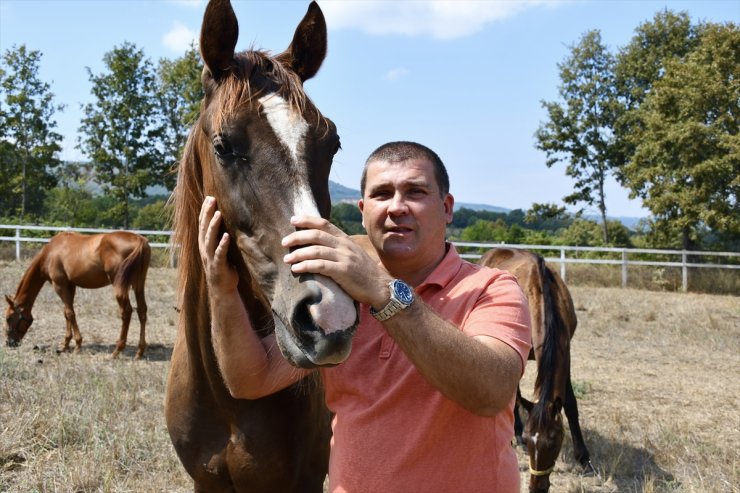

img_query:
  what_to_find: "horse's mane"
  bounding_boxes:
[532,256,569,427]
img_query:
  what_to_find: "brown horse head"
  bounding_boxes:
[174,0,357,368]
[520,396,565,492]
[5,294,33,347]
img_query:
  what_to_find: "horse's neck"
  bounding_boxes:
[14,253,48,309]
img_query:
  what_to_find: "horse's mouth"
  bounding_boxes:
[6,338,20,348]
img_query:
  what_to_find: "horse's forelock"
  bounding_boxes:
[208,50,313,134]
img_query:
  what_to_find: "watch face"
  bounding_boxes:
[392,280,414,305]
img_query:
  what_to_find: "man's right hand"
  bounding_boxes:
[198,196,238,292]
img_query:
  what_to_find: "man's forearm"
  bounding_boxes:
[381,299,521,416]
[209,288,311,399]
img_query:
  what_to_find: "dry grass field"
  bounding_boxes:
[1,261,738,492]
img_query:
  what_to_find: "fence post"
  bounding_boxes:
[682,252,688,292]
[621,249,628,288]
[560,248,566,282]
[15,227,21,261]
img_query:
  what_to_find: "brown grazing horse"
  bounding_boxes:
[479,247,593,493]
[5,231,150,359]
[165,1,357,491]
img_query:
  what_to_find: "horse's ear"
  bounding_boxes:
[276,1,327,82]
[5,294,13,307]
[200,0,239,80]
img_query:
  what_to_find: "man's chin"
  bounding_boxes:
[380,236,417,256]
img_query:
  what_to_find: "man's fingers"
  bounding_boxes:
[284,244,338,265]
[213,232,230,265]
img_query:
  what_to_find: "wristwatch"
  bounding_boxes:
[370,279,415,322]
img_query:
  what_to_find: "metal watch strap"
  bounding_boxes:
[371,298,404,322]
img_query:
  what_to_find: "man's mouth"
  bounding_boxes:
[386,226,413,234]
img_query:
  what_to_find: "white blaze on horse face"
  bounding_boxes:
[259,94,308,164]
[260,93,356,334]
[291,187,356,334]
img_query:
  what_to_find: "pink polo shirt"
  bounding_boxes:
[321,244,532,493]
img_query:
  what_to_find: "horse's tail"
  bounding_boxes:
[533,254,569,419]
[115,236,151,290]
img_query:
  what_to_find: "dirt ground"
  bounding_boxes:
[1,261,738,492]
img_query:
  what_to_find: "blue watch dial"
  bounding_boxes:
[392,280,414,305]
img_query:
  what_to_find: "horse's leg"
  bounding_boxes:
[564,377,595,474]
[53,283,80,352]
[113,285,133,358]
[133,285,147,359]
[514,386,525,445]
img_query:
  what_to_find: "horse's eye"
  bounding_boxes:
[213,136,233,158]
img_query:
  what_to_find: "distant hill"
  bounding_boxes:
[327,181,646,229]
[330,181,510,214]
[329,181,361,202]
[454,202,511,213]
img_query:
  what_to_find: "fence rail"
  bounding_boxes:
[2,225,738,292]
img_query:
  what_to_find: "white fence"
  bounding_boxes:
[1,225,739,293]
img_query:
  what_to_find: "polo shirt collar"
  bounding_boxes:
[417,242,463,290]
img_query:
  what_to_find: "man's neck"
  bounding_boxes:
[381,242,448,287]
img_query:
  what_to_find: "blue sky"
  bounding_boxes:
[1,0,737,218]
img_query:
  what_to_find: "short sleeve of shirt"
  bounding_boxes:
[460,269,532,374]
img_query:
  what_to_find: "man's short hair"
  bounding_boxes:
[360,141,450,198]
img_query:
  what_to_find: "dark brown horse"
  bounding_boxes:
[164,1,357,491]
[5,231,150,359]
[479,247,593,492]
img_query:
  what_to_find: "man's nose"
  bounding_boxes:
[388,193,409,214]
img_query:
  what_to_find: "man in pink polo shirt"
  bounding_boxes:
[200,141,532,492]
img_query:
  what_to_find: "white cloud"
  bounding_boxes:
[385,67,409,81]
[163,21,197,53]
[320,0,563,39]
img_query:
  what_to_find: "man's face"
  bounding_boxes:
[359,158,453,267]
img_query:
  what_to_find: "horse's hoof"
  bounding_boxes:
[581,461,599,478]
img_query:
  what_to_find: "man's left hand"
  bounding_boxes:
[282,216,391,309]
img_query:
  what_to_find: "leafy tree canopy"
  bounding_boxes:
[0,44,64,218]
[78,42,164,228]
[619,21,739,249]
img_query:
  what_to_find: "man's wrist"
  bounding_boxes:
[370,279,415,322]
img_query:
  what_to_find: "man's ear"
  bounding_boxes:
[444,193,454,224]
[358,199,365,229]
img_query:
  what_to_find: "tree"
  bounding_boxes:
[558,218,632,247]
[42,161,98,226]
[78,42,164,228]
[0,45,64,218]
[330,202,364,235]
[156,44,203,190]
[133,200,172,231]
[613,10,700,170]
[535,30,619,244]
[619,22,739,250]
[524,202,572,231]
